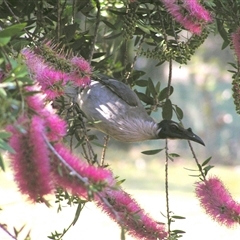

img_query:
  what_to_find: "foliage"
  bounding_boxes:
[1,0,240,239]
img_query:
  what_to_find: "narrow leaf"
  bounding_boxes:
[72,202,85,225]
[135,91,154,105]
[171,229,186,234]
[172,215,186,219]
[159,86,174,101]
[0,23,26,38]
[201,157,212,166]
[0,154,5,172]
[101,20,116,29]
[162,99,172,120]
[135,80,148,87]
[141,148,164,155]
[168,153,180,158]
[175,105,184,120]
[147,78,157,97]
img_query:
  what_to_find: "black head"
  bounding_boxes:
[157,120,205,146]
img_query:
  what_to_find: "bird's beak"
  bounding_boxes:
[181,127,205,146]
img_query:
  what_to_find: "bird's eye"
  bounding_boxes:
[170,125,178,131]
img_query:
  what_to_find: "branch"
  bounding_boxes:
[43,134,121,222]
[88,0,101,63]
[164,58,173,233]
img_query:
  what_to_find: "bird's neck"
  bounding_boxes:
[116,118,159,142]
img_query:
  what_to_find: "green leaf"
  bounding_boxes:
[201,157,212,166]
[135,79,148,87]
[92,52,106,59]
[64,23,78,41]
[135,91,154,105]
[101,19,116,30]
[147,78,157,97]
[0,139,15,153]
[12,65,28,78]
[171,215,186,219]
[116,179,126,185]
[136,24,151,34]
[104,32,122,39]
[175,105,184,120]
[159,86,174,101]
[141,148,164,155]
[0,154,5,172]
[72,202,85,225]
[216,19,229,49]
[0,36,11,46]
[0,131,12,139]
[0,23,26,38]
[155,81,161,93]
[168,153,180,158]
[171,229,186,234]
[203,165,214,176]
[0,88,7,97]
[162,99,172,120]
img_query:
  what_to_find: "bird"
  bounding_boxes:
[74,78,205,145]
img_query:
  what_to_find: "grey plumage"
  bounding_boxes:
[77,79,159,142]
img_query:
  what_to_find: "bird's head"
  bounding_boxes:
[157,120,205,146]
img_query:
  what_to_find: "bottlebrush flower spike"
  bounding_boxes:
[195,176,240,227]
[22,45,92,93]
[71,57,91,73]
[22,48,67,100]
[231,27,240,63]
[184,0,212,22]
[25,86,67,142]
[68,57,91,87]
[97,189,168,240]
[7,116,53,201]
[162,0,202,34]
[51,143,114,198]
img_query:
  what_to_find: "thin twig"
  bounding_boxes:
[164,58,173,234]
[164,139,171,233]
[72,103,100,165]
[88,0,101,63]
[188,141,206,180]
[101,135,109,166]
[166,59,173,96]
[125,35,145,82]
[3,0,19,22]
[0,223,16,240]
[43,133,120,222]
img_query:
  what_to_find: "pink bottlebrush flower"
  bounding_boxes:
[36,67,67,88]
[184,0,212,22]
[71,57,92,73]
[231,27,240,63]
[25,87,67,141]
[7,116,53,201]
[35,68,67,100]
[51,143,114,197]
[69,56,92,87]
[195,176,240,227]
[43,114,67,142]
[162,0,202,34]
[22,48,67,100]
[68,73,91,87]
[97,189,168,240]
[25,86,45,113]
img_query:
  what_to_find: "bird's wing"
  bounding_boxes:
[97,78,139,107]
